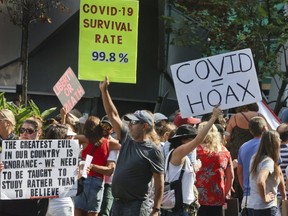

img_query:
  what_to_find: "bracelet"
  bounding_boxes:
[152,207,160,212]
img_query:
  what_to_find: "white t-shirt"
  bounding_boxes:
[166,150,196,205]
[248,156,279,209]
[104,150,119,185]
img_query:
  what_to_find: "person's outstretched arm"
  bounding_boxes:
[171,106,222,166]
[99,76,123,140]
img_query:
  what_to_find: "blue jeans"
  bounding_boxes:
[110,198,150,216]
[253,206,277,216]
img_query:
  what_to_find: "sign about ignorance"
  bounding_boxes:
[0,139,80,200]
[170,48,262,117]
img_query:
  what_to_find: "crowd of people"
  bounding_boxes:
[0,76,287,216]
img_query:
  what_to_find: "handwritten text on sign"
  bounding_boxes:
[53,67,85,112]
[0,139,80,200]
[170,48,262,117]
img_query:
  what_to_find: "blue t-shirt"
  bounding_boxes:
[238,137,261,196]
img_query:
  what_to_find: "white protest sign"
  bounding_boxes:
[0,139,80,200]
[170,48,262,117]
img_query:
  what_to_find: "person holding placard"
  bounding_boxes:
[0,115,49,216]
[99,76,165,216]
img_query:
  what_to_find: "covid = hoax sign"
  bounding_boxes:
[53,67,85,112]
[170,48,262,117]
[0,139,80,200]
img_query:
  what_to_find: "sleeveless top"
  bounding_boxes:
[227,113,254,160]
[81,138,109,179]
[166,150,196,205]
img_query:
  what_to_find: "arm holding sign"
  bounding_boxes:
[99,76,123,141]
[0,162,4,172]
[170,106,223,166]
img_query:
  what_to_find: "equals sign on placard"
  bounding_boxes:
[211,78,224,87]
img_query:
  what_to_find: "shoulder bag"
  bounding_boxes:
[161,149,185,212]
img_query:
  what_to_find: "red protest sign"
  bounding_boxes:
[53,67,85,112]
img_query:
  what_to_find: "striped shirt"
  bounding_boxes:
[278,143,288,198]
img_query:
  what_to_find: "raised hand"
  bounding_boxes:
[212,105,223,119]
[99,75,110,92]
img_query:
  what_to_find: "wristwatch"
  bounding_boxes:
[152,207,160,212]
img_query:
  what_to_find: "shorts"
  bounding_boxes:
[46,197,74,216]
[74,176,104,213]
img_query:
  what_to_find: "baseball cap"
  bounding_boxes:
[100,115,112,127]
[124,110,153,127]
[174,112,201,127]
[0,109,16,126]
[154,113,168,123]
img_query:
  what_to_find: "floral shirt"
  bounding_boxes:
[196,145,231,206]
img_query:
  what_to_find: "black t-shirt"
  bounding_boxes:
[112,127,164,200]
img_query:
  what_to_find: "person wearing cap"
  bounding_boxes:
[173,111,201,128]
[0,109,20,215]
[0,108,17,151]
[195,122,234,216]
[163,111,201,170]
[99,76,164,216]
[154,112,168,132]
[164,107,223,216]
[74,115,120,216]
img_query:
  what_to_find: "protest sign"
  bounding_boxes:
[0,139,80,200]
[53,67,85,112]
[257,100,281,130]
[78,0,139,83]
[170,48,262,117]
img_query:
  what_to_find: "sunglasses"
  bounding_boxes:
[19,127,37,135]
[129,120,143,125]
[100,122,112,131]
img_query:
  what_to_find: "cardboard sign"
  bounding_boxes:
[0,139,80,199]
[170,48,262,117]
[53,67,85,112]
[78,0,139,83]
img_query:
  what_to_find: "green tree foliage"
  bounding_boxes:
[166,0,288,114]
[0,92,56,132]
[0,0,69,106]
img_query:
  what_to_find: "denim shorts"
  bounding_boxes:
[74,176,104,213]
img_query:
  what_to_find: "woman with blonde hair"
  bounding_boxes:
[196,122,234,216]
[249,130,281,216]
[162,106,223,216]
